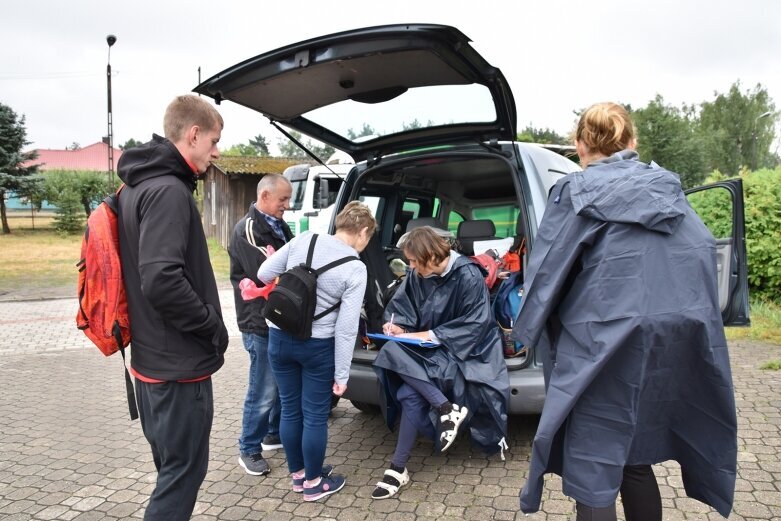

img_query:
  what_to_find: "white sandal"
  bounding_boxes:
[438,403,468,452]
[371,467,409,499]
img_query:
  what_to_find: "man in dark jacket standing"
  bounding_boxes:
[117,94,229,521]
[229,174,293,475]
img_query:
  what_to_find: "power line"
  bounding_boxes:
[0,71,103,80]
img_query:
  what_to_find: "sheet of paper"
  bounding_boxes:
[473,237,514,256]
[366,333,440,348]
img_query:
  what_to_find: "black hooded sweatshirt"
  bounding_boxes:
[117,134,228,381]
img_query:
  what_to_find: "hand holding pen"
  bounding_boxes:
[383,313,404,335]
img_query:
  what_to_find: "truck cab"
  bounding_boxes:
[282,151,352,236]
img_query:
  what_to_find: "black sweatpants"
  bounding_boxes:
[575,465,662,521]
[136,378,213,521]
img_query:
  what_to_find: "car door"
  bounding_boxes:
[685,179,750,326]
[193,24,516,163]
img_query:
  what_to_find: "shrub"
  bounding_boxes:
[52,189,84,234]
[44,170,109,217]
[689,166,781,302]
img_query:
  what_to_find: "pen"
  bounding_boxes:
[388,313,394,334]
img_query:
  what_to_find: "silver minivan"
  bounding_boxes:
[195,24,749,414]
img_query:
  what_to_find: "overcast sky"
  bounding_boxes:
[2,0,779,155]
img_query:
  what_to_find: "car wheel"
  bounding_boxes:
[350,400,380,414]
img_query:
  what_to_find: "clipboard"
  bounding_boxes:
[366,333,440,348]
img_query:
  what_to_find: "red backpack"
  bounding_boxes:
[76,185,138,420]
[469,251,501,289]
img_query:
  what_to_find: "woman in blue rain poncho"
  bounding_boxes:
[512,102,737,521]
[371,226,509,500]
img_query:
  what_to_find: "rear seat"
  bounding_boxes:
[456,219,498,256]
[406,216,445,232]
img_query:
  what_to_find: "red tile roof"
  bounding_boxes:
[24,141,123,171]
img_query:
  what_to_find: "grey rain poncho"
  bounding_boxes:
[512,151,737,517]
[373,253,510,454]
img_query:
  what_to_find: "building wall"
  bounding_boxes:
[202,168,262,250]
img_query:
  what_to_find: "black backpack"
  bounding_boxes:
[263,234,359,340]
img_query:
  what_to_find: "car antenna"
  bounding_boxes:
[270,121,344,179]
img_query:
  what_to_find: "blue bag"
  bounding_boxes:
[493,271,525,357]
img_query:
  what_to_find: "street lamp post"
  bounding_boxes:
[106,34,117,191]
[752,110,772,171]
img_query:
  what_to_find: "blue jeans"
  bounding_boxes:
[268,328,335,480]
[238,332,281,455]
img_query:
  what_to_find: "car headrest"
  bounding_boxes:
[406,217,445,232]
[457,219,496,239]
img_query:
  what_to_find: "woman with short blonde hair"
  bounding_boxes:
[258,201,376,502]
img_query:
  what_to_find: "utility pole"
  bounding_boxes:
[106,34,117,191]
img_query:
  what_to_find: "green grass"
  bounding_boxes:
[4,222,781,351]
[0,225,81,295]
[207,237,231,283]
[759,360,781,370]
[725,299,781,345]
[0,223,232,296]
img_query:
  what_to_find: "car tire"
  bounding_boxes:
[350,400,381,414]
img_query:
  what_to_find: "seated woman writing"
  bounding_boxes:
[371,226,510,500]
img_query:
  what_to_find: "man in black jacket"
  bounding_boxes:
[117,95,229,521]
[229,174,293,475]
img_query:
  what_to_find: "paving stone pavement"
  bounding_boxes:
[0,290,779,520]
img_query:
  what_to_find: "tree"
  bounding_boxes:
[689,166,781,301]
[221,143,260,156]
[222,135,270,157]
[632,95,708,189]
[67,142,81,150]
[516,126,569,145]
[310,142,335,160]
[698,81,777,176]
[347,124,376,139]
[14,175,46,229]
[0,102,39,234]
[248,134,270,156]
[277,131,306,159]
[277,130,334,160]
[120,138,143,150]
[52,188,84,234]
[45,170,109,217]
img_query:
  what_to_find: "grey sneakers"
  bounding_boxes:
[261,433,283,451]
[238,452,270,476]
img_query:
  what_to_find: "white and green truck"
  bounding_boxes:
[282,151,352,235]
